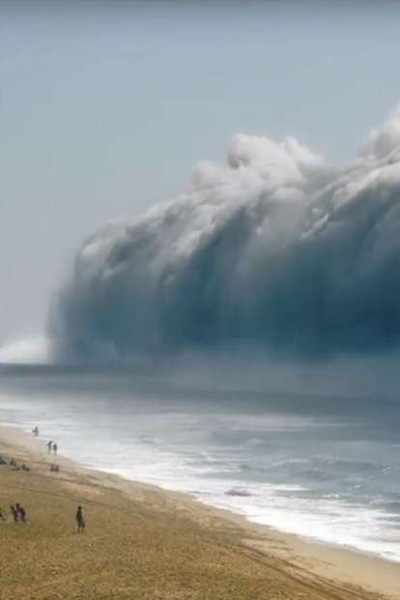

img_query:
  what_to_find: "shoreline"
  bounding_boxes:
[0,425,400,600]
[1,425,400,599]
[3,418,398,568]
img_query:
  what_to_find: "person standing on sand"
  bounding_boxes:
[16,503,26,523]
[47,440,53,453]
[10,505,18,522]
[53,442,58,455]
[32,426,39,436]
[76,505,85,533]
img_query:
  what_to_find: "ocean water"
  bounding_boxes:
[1,364,400,562]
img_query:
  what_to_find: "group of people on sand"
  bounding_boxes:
[0,504,27,523]
[47,440,58,455]
[32,427,59,456]
[0,456,31,471]
[46,440,60,471]
[9,459,30,471]
[28,426,86,533]
[0,503,84,532]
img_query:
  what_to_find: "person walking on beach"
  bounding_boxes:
[10,505,18,523]
[16,503,26,523]
[76,505,85,533]
[53,443,58,456]
[32,426,39,436]
[47,440,53,453]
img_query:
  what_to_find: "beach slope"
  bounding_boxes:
[0,427,398,600]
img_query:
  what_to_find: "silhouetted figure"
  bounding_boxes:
[53,443,58,456]
[47,440,53,453]
[32,426,39,436]
[76,505,85,533]
[16,503,26,523]
[10,505,18,523]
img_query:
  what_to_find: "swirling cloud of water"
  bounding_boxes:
[36,105,400,361]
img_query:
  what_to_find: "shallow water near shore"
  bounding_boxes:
[1,363,400,563]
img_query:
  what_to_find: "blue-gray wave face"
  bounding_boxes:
[52,108,400,360]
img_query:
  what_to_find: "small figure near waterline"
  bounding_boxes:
[76,505,85,533]
[47,441,53,453]
[53,443,58,456]
[32,426,39,436]
[10,505,18,523]
[16,503,26,523]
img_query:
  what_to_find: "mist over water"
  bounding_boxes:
[0,337,50,365]
[49,106,400,362]
[2,100,400,563]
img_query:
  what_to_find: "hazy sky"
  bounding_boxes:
[2,0,400,343]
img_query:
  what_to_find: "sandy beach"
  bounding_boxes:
[1,425,399,600]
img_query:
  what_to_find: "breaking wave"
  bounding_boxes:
[0,336,50,365]
[51,106,400,360]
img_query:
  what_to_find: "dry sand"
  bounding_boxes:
[1,425,399,600]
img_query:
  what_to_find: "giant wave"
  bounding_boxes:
[51,107,400,360]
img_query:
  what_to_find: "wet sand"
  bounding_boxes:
[1,425,399,600]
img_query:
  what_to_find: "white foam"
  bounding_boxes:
[0,335,50,364]
[1,385,400,563]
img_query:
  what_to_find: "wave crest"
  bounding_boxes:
[51,107,400,360]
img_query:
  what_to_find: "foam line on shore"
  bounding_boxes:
[1,424,400,600]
